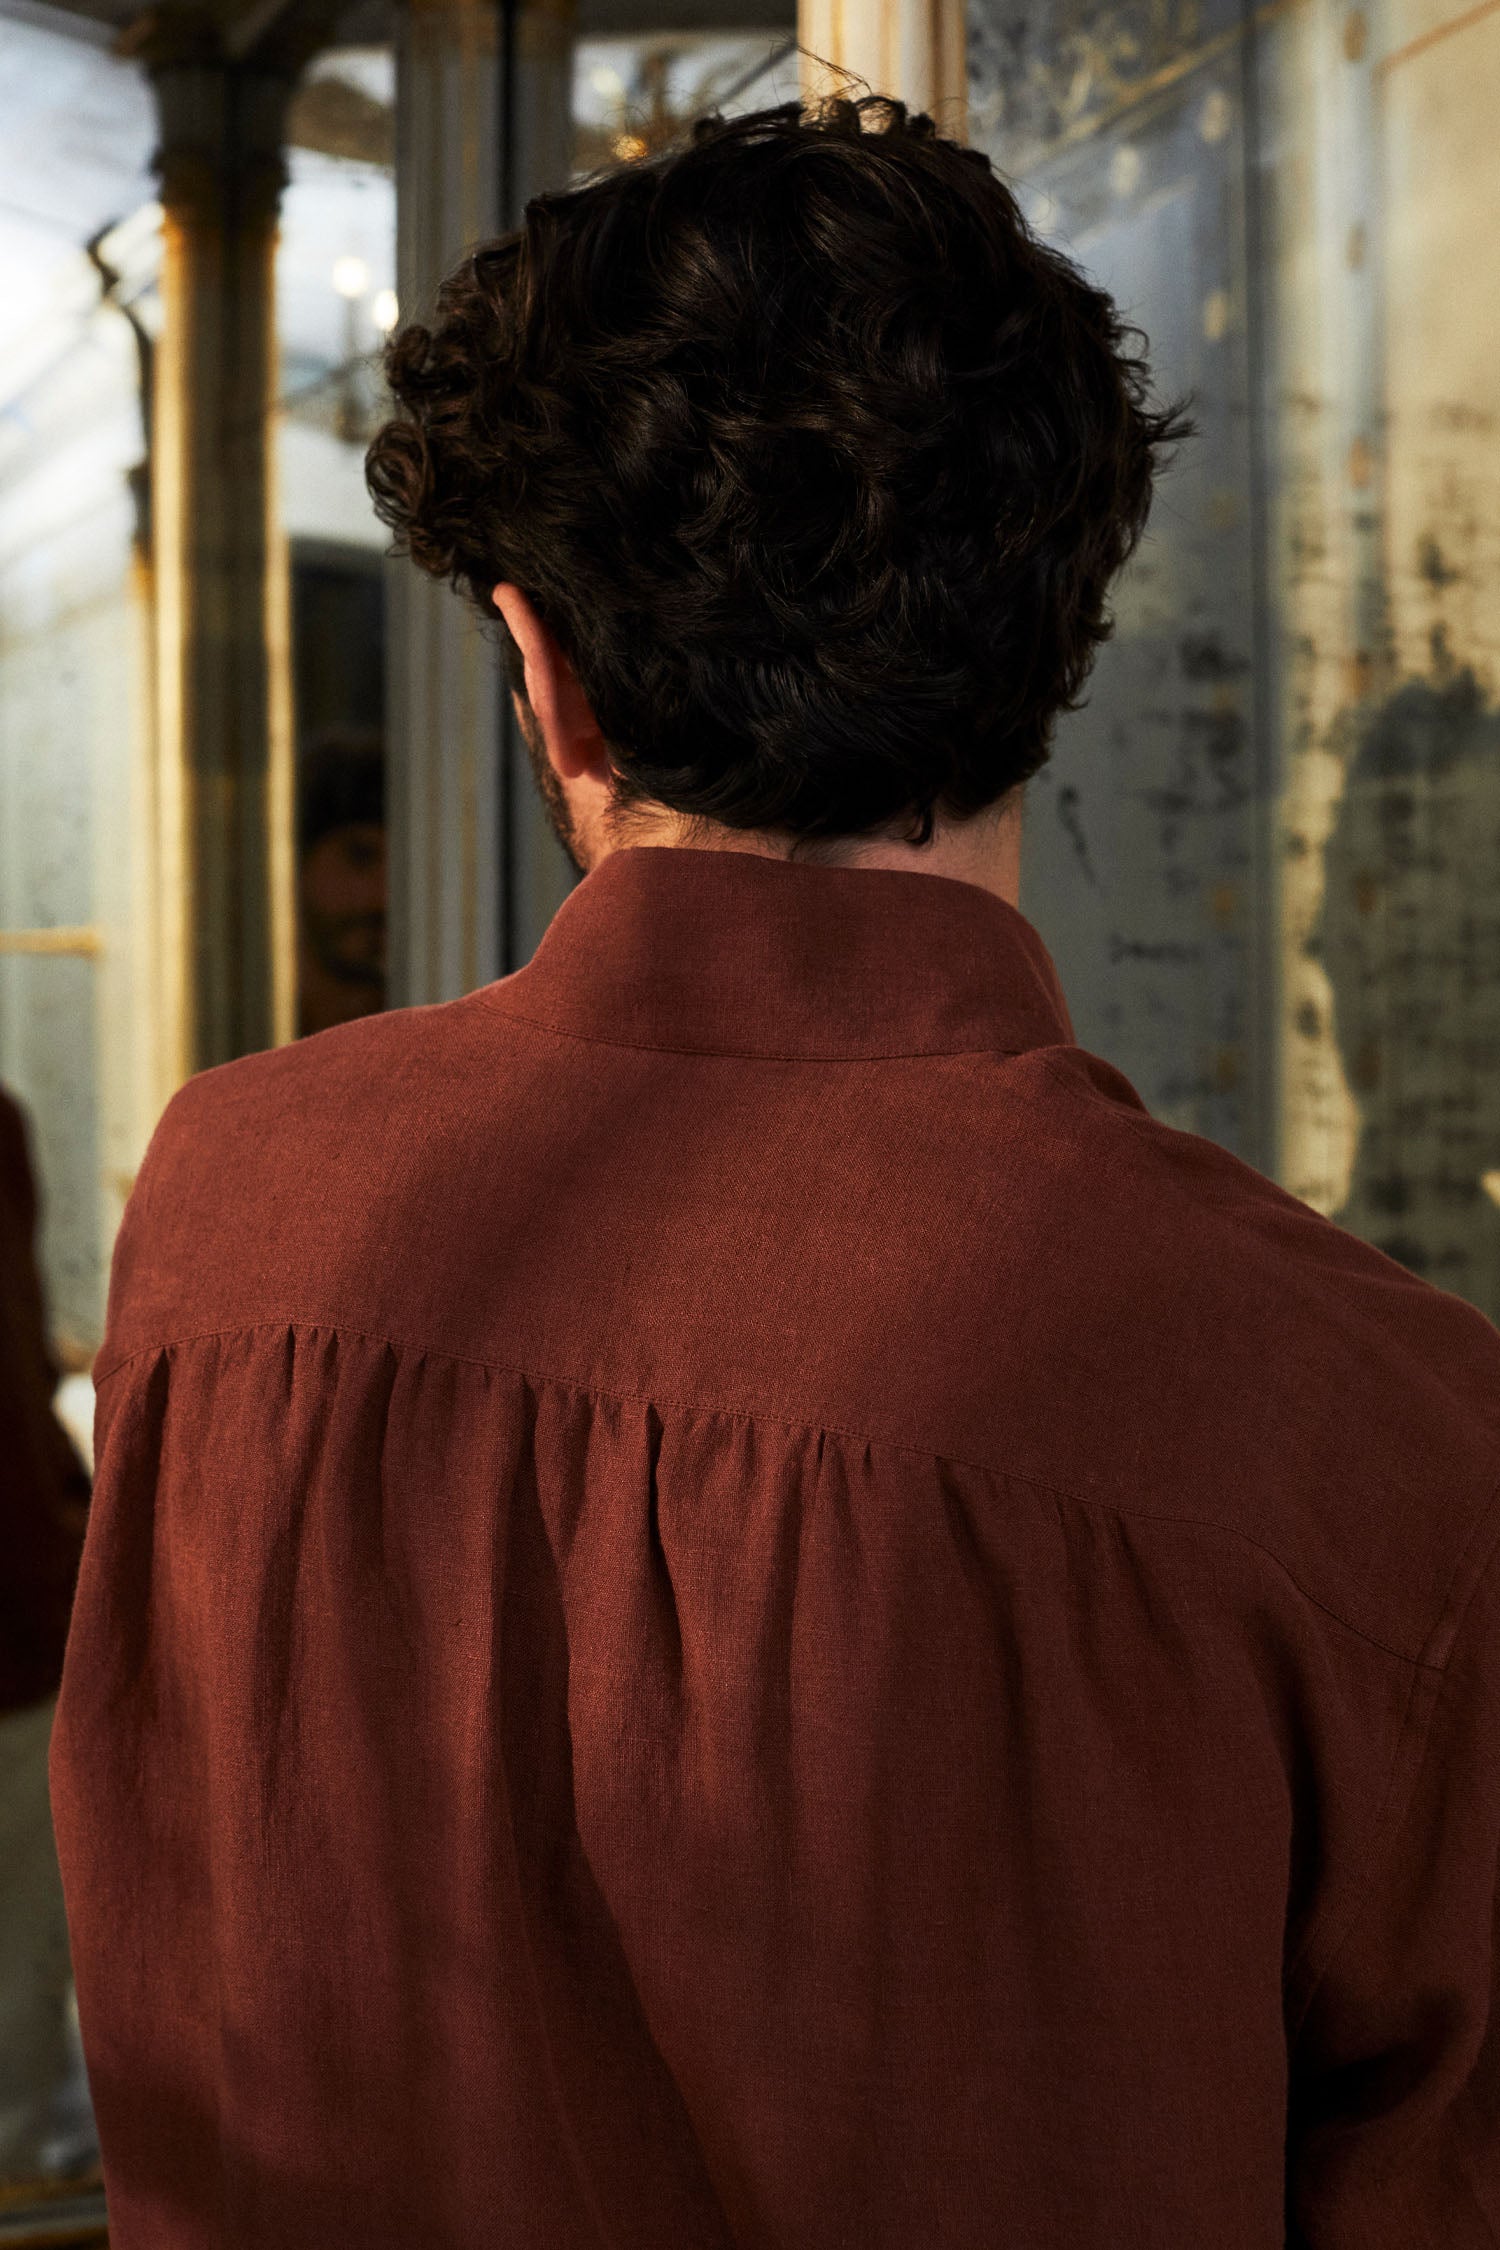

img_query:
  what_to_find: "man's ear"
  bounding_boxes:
[492,584,549,718]
[491,583,605,779]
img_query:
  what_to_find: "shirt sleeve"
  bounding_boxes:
[1286,1505,1500,2247]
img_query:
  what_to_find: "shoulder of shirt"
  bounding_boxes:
[156,990,484,1129]
[138,988,501,1188]
[1033,1044,1500,1666]
[105,992,494,1348]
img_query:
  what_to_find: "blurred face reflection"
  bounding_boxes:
[297,821,387,1038]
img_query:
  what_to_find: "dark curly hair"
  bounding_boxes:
[366,93,1193,855]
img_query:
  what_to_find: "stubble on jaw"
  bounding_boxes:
[512,693,584,873]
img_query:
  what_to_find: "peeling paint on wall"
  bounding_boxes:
[971,0,1500,1328]
[1308,669,1500,1304]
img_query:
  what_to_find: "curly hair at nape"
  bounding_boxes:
[365,93,1194,857]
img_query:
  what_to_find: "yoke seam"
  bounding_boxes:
[92,1310,1488,1675]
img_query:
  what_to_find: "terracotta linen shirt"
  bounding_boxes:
[50,842,1500,2249]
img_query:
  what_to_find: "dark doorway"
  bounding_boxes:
[290,543,388,1038]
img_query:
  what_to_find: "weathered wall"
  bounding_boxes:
[1328,0,1500,1314]
[968,0,1500,1327]
[968,0,1278,1174]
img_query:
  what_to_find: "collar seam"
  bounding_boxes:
[478,991,1036,1063]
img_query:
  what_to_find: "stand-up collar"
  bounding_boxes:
[482,844,1075,1060]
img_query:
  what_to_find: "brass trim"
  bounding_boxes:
[0,929,102,957]
[1375,0,1500,74]
[991,0,1307,174]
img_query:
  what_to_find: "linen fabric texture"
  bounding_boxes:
[50,844,1500,2248]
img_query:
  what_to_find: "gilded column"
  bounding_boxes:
[131,9,297,1089]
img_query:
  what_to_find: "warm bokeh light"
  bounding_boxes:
[332,254,369,299]
[372,287,398,332]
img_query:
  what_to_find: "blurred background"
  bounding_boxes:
[0,0,1496,2230]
